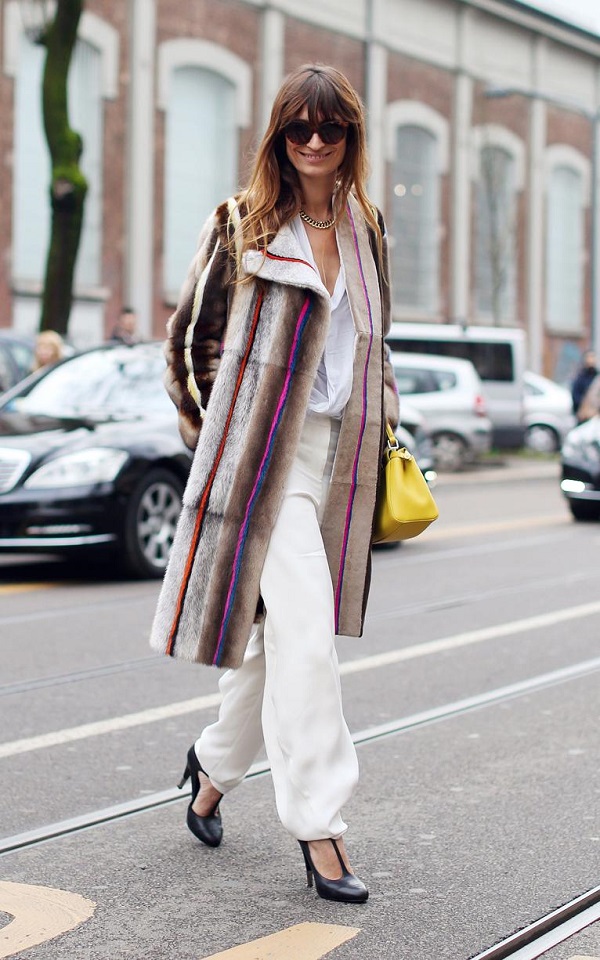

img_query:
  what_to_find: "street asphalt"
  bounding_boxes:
[1,458,599,960]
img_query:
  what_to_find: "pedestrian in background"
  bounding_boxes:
[151,63,398,904]
[31,330,65,372]
[109,306,139,345]
[570,349,597,421]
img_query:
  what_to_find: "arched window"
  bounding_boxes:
[163,67,237,301]
[390,125,440,314]
[475,145,517,323]
[12,34,103,289]
[546,165,585,333]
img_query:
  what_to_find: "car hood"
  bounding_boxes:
[0,409,180,465]
[564,415,600,444]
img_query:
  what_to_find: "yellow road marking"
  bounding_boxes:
[202,923,360,959]
[0,583,57,596]
[426,514,569,541]
[0,881,95,958]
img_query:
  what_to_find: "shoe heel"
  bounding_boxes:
[177,764,191,790]
[298,842,314,888]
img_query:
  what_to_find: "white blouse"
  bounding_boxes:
[290,216,355,419]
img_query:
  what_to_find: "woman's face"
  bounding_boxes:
[284,106,347,184]
[35,339,58,365]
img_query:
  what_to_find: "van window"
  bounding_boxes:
[386,337,514,382]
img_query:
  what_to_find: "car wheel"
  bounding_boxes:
[121,468,184,578]
[432,432,467,472]
[569,500,600,522]
[525,423,559,453]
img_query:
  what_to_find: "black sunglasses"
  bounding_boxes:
[283,120,348,146]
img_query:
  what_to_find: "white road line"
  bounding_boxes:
[1,599,600,760]
[0,692,221,759]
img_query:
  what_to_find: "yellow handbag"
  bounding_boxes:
[373,423,439,544]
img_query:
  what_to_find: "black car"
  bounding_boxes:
[0,342,192,577]
[0,331,34,392]
[560,415,600,521]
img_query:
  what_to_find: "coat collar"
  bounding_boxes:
[241,195,382,335]
[242,222,329,299]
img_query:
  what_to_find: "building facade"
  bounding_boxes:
[1,0,600,378]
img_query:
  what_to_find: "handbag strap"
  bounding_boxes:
[385,422,399,449]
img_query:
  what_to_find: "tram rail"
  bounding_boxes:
[470,883,600,960]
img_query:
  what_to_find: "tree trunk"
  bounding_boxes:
[39,0,87,336]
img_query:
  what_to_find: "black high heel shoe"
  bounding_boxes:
[298,839,369,903]
[178,745,223,848]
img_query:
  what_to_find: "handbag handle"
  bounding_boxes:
[385,421,399,450]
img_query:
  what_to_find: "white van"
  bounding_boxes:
[386,322,526,449]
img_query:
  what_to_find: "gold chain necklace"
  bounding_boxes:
[299,210,335,230]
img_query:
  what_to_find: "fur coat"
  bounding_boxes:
[150,193,399,668]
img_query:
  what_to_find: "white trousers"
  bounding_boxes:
[195,413,359,840]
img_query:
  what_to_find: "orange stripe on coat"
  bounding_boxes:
[165,290,264,657]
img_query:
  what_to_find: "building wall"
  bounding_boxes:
[1,0,600,377]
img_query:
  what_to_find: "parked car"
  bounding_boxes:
[390,352,492,471]
[523,371,576,453]
[560,416,600,522]
[0,331,34,393]
[0,342,192,577]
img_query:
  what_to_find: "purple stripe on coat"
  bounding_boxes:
[334,205,375,628]
[212,295,314,665]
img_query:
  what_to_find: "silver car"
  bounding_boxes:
[523,371,576,453]
[391,352,492,471]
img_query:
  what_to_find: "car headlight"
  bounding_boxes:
[24,448,129,489]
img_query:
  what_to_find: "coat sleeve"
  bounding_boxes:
[377,216,400,429]
[163,208,233,449]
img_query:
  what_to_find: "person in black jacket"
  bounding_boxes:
[571,349,597,420]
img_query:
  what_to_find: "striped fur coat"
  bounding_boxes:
[150,193,399,668]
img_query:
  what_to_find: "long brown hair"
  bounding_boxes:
[233,64,381,261]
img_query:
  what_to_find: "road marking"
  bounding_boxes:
[425,514,568,540]
[0,693,222,758]
[0,881,95,958]
[0,583,57,596]
[2,598,600,760]
[202,923,360,959]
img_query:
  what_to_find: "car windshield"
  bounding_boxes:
[12,345,174,418]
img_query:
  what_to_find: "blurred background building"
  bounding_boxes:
[1,0,599,378]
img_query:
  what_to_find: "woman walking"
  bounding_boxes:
[151,63,399,903]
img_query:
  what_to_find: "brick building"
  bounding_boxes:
[1,0,600,378]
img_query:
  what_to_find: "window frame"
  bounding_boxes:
[471,124,525,326]
[544,144,590,337]
[385,101,449,321]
